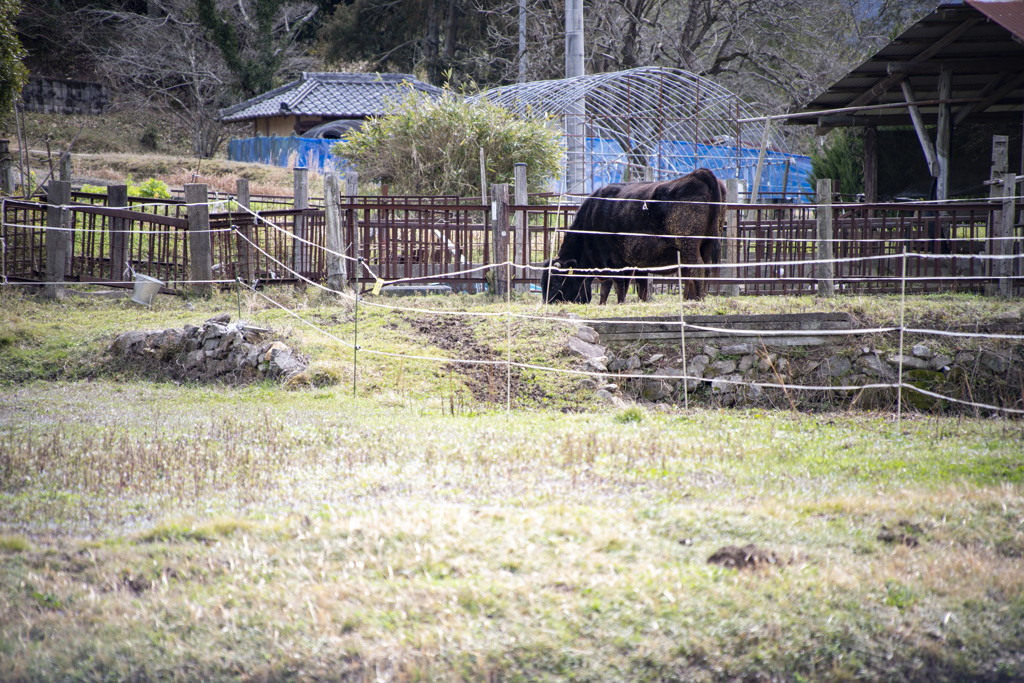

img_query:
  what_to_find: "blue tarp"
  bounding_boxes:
[227,136,346,173]
[579,138,813,200]
[228,134,813,200]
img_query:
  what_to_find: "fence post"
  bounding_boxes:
[324,172,347,292]
[0,139,13,195]
[987,136,1008,296]
[345,171,358,286]
[492,183,510,296]
[185,183,212,296]
[816,179,835,298]
[723,178,739,297]
[1000,171,1015,297]
[59,153,71,182]
[293,167,309,277]
[514,162,527,292]
[108,184,128,282]
[44,180,71,299]
[234,178,252,282]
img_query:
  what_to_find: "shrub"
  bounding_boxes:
[333,88,563,197]
[80,175,172,199]
[807,129,863,197]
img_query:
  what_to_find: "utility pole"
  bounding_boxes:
[565,0,585,196]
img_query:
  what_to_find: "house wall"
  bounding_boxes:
[255,115,298,137]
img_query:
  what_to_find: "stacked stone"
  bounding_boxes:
[108,313,307,383]
[565,324,1022,410]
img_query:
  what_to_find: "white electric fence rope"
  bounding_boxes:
[241,280,1024,418]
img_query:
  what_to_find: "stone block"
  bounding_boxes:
[980,350,1010,374]
[576,326,600,345]
[820,355,851,377]
[721,343,755,356]
[737,355,756,373]
[887,354,929,370]
[709,359,737,376]
[854,354,895,380]
[566,336,606,360]
[911,343,934,359]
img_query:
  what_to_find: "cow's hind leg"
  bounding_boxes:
[598,278,613,305]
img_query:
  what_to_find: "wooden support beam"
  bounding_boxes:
[864,127,877,212]
[845,18,980,110]
[936,68,952,200]
[816,179,834,298]
[953,71,1009,126]
[901,81,941,178]
[970,72,1024,117]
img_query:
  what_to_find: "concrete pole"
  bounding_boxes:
[292,168,309,276]
[324,172,347,292]
[234,178,253,282]
[108,184,129,282]
[564,0,585,196]
[44,180,71,299]
[514,162,528,291]
[185,183,213,296]
[518,0,527,83]
[816,179,835,297]
[723,178,739,297]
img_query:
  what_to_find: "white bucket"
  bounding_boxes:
[131,273,164,307]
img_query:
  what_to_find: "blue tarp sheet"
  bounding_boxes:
[578,138,813,200]
[228,136,345,173]
[228,135,813,200]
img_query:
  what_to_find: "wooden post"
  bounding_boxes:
[988,136,1008,296]
[292,168,309,277]
[0,139,13,195]
[1000,171,1015,297]
[749,116,772,205]
[863,126,877,215]
[234,178,252,282]
[491,183,510,295]
[59,153,71,182]
[108,184,129,282]
[185,183,212,296]
[44,180,71,299]
[723,178,739,297]
[479,148,487,206]
[936,67,952,201]
[345,172,358,287]
[816,178,835,297]
[324,172,347,292]
[514,162,527,291]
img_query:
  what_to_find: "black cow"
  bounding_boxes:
[541,168,725,304]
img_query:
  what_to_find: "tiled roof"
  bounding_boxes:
[220,73,445,122]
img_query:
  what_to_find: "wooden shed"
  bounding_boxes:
[219,72,444,138]
[789,1,1024,200]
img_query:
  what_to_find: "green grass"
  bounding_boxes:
[0,289,1022,682]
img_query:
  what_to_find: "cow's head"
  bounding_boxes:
[540,259,592,304]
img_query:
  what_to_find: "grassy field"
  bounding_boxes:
[1,287,1023,682]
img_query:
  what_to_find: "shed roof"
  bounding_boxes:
[219,72,444,122]
[789,1,1024,132]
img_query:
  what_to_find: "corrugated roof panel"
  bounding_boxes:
[967,0,1024,41]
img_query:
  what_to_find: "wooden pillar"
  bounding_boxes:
[863,126,877,216]
[989,136,1008,288]
[0,139,13,195]
[1000,171,1015,297]
[185,183,212,296]
[324,173,347,292]
[108,184,129,282]
[44,180,71,299]
[723,178,739,297]
[59,153,71,182]
[936,68,952,201]
[816,179,835,297]
[345,172,358,287]
[479,148,487,206]
[491,183,510,295]
[292,168,309,277]
[514,162,528,291]
[234,178,252,282]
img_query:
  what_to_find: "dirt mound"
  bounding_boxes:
[413,317,548,406]
[878,521,922,547]
[707,544,778,569]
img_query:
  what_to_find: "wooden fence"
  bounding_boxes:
[3,181,1021,297]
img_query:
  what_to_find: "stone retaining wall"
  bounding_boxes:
[568,319,1024,414]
